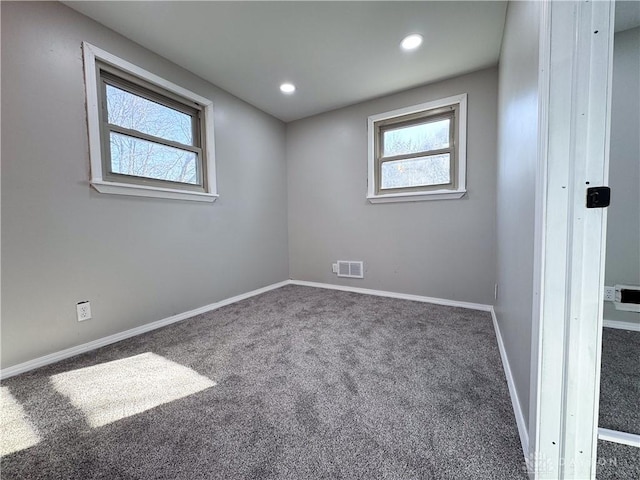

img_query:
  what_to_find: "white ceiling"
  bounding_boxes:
[65,1,508,122]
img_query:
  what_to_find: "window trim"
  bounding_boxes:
[83,42,218,202]
[367,94,467,203]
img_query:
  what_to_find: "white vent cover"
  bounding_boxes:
[336,261,364,279]
[614,284,640,312]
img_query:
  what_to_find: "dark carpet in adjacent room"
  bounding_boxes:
[1,285,526,479]
[597,440,640,479]
[596,327,640,479]
[598,327,640,435]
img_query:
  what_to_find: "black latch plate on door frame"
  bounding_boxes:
[586,187,611,208]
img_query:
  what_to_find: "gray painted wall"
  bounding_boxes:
[604,26,640,326]
[286,68,498,304]
[495,1,541,434]
[1,1,289,368]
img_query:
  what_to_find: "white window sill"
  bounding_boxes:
[91,180,218,203]
[367,190,466,204]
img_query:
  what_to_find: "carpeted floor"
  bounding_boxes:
[596,327,640,479]
[597,440,640,479]
[1,285,528,479]
[599,327,640,435]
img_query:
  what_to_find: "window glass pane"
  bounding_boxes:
[380,154,450,189]
[109,132,198,185]
[382,118,450,157]
[106,84,194,146]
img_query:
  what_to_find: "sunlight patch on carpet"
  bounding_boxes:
[50,352,215,428]
[0,386,41,456]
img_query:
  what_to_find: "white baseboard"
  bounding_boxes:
[0,280,290,380]
[603,319,640,332]
[490,307,530,460]
[0,280,492,380]
[598,428,640,448]
[289,279,493,312]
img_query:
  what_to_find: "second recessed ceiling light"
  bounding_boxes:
[280,83,296,94]
[401,34,423,51]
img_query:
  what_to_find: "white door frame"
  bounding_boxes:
[529,0,615,478]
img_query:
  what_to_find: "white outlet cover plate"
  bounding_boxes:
[603,286,615,302]
[77,302,92,321]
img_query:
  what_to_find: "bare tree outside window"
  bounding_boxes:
[381,119,451,188]
[383,118,449,157]
[105,84,199,185]
[381,154,450,189]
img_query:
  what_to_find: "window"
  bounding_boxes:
[83,42,217,202]
[367,94,467,203]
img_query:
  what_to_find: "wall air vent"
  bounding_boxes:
[336,261,364,279]
[614,284,640,312]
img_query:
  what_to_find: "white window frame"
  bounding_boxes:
[83,42,218,203]
[367,94,467,203]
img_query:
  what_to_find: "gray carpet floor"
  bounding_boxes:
[1,285,528,479]
[597,440,640,479]
[599,328,640,435]
[596,327,640,479]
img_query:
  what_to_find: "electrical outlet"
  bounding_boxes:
[77,301,92,321]
[332,263,338,274]
[603,286,615,302]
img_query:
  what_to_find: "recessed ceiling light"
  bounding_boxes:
[401,34,423,51]
[280,83,296,94]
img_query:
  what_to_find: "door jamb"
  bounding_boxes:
[529,1,615,478]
